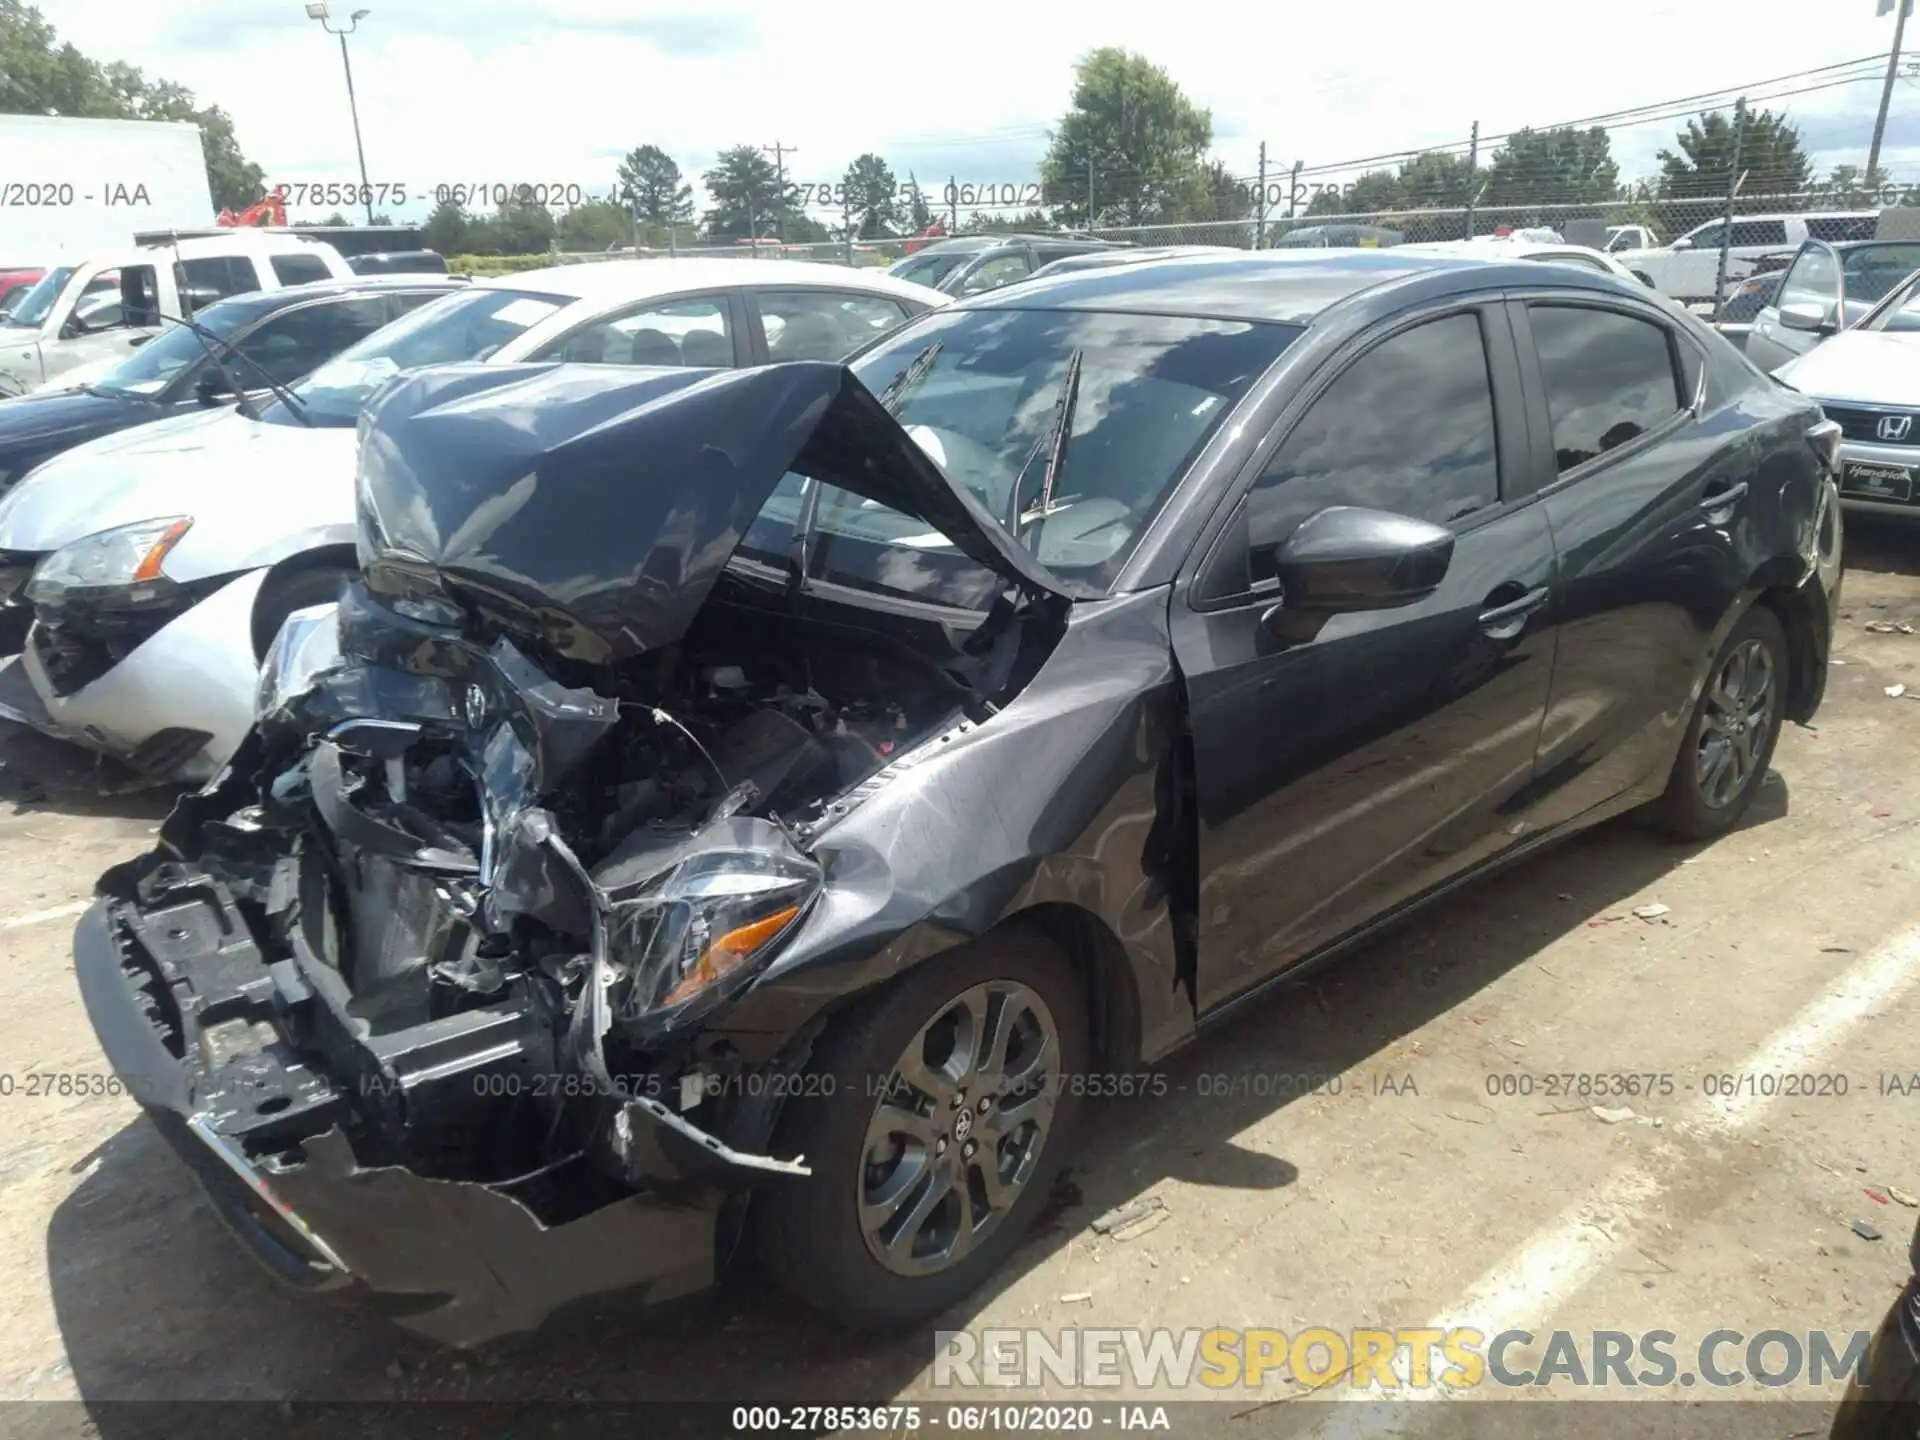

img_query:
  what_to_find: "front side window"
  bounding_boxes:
[1685,222,1726,250]
[739,306,1301,603]
[1779,246,1841,313]
[1528,305,1681,472]
[760,290,907,361]
[887,252,969,289]
[272,285,573,426]
[532,295,732,367]
[1247,312,1500,566]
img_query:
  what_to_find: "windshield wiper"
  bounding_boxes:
[155,311,313,426]
[1004,348,1083,537]
[874,341,942,415]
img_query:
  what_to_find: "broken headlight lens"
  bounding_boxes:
[608,848,819,1021]
[255,602,342,721]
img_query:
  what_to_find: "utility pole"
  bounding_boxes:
[1869,0,1913,179]
[1713,97,1748,327]
[761,140,796,243]
[1087,155,1096,233]
[1288,160,1303,220]
[948,175,958,234]
[1464,120,1480,239]
[305,4,374,224]
[1255,141,1268,248]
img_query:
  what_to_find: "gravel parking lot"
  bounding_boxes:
[0,522,1916,1437]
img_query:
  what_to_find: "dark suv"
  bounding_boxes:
[887,234,1129,296]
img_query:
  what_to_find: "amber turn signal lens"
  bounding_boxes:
[660,904,800,1007]
[130,518,193,584]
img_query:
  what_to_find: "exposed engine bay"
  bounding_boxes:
[102,567,1054,1203]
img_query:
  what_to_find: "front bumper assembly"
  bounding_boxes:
[72,887,799,1347]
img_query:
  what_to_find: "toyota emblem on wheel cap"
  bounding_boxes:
[1878,414,1913,442]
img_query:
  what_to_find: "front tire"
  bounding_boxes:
[250,565,351,662]
[1648,604,1788,841]
[754,927,1087,1328]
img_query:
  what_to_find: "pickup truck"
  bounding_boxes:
[0,231,355,395]
[1616,210,1879,306]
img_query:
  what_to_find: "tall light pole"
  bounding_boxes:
[1869,0,1913,181]
[305,3,374,223]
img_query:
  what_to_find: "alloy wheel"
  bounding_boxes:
[1694,637,1776,809]
[858,980,1061,1277]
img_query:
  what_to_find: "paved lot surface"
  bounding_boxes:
[0,521,1916,1438]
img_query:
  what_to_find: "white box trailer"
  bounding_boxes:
[0,115,215,267]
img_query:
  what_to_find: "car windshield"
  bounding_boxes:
[888,253,969,288]
[88,303,256,397]
[262,285,572,426]
[739,305,1302,606]
[1844,246,1920,306]
[0,267,74,328]
[1862,270,1920,332]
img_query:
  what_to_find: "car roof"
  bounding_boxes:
[960,248,1546,325]
[188,273,468,323]
[478,257,947,306]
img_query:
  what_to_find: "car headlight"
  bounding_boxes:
[607,846,820,1023]
[256,602,343,722]
[25,516,192,611]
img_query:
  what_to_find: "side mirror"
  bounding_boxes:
[1670,237,1693,251]
[195,367,235,402]
[1780,301,1836,335]
[1267,506,1455,617]
[59,314,90,340]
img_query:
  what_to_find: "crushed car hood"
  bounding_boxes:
[355,360,1069,665]
[1775,330,1920,408]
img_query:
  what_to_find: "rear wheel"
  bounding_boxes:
[1647,604,1787,840]
[250,565,351,662]
[754,928,1086,1327]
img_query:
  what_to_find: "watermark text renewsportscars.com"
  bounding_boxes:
[933,1327,1873,1392]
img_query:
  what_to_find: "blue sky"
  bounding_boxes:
[36,0,1920,225]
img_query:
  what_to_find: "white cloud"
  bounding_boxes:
[31,0,1920,224]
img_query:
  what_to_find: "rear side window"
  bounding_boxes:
[176,256,261,306]
[1808,216,1878,244]
[1728,220,1789,248]
[1528,305,1682,472]
[272,253,334,286]
[1248,311,1500,554]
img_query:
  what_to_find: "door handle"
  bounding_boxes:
[1700,480,1748,514]
[1477,584,1550,638]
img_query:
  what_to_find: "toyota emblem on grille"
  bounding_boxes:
[1878,414,1914,442]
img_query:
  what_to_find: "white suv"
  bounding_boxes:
[1619,211,1879,306]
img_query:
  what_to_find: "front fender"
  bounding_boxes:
[711,589,1194,1067]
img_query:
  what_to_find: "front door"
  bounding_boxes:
[1749,241,1838,371]
[1172,303,1560,1012]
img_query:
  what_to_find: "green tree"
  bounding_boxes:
[1306,168,1403,217]
[491,193,556,254]
[420,199,471,254]
[841,152,902,238]
[0,4,268,210]
[557,197,633,250]
[320,210,349,226]
[1177,158,1253,223]
[959,208,1056,235]
[1481,126,1617,207]
[701,144,796,240]
[904,172,934,231]
[1041,47,1211,227]
[1397,150,1478,209]
[616,144,693,226]
[1658,106,1811,200]
[1820,163,1894,207]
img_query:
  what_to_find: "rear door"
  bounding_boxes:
[1507,291,1745,829]
[1172,298,1561,1011]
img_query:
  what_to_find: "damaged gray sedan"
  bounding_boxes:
[73,253,1839,1345]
